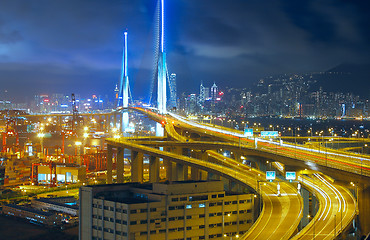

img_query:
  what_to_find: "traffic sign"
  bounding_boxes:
[285,171,296,180]
[261,131,279,137]
[244,128,253,137]
[266,171,276,180]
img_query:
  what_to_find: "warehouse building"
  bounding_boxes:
[80,181,255,240]
[2,204,61,226]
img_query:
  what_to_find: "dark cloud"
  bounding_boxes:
[0,0,369,102]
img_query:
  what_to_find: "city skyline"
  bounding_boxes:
[1,0,370,102]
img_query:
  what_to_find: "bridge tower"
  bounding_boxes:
[157,0,167,114]
[154,0,167,136]
[118,31,130,133]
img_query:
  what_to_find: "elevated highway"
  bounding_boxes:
[20,107,362,237]
[106,137,303,240]
[134,107,370,182]
[130,107,361,237]
[292,173,356,239]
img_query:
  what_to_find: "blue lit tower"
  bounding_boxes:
[157,0,167,114]
[118,31,129,132]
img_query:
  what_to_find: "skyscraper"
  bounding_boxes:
[168,73,177,109]
[211,82,218,104]
[114,84,119,108]
[199,81,205,105]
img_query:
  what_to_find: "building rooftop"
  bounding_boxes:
[94,190,155,204]
[87,181,225,204]
[5,204,54,216]
[34,198,79,210]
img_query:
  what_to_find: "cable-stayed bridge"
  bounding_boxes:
[18,0,369,238]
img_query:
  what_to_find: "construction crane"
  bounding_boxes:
[71,93,82,135]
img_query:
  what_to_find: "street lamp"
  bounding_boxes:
[288,127,293,137]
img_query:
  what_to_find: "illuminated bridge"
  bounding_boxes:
[99,107,365,239]
[15,0,369,238]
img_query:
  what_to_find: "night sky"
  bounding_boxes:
[1,0,369,102]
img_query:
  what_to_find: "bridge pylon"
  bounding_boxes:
[118,31,129,133]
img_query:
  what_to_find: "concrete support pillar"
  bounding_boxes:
[171,162,177,181]
[164,159,173,181]
[149,155,160,182]
[300,187,310,228]
[233,151,241,162]
[183,165,189,180]
[199,170,208,180]
[113,113,117,128]
[176,164,186,181]
[118,114,123,132]
[116,147,124,183]
[311,192,319,216]
[358,184,370,235]
[98,115,102,130]
[131,150,143,183]
[191,167,200,181]
[107,145,113,184]
[105,115,110,131]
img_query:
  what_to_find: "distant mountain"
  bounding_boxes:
[311,63,370,98]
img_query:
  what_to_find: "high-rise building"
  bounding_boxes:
[204,87,210,100]
[186,94,197,114]
[211,82,218,103]
[80,181,255,240]
[168,73,177,109]
[114,84,119,108]
[199,81,205,105]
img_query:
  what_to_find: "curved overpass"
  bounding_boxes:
[107,137,303,240]
[131,107,358,238]
[133,107,370,182]
[291,174,356,240]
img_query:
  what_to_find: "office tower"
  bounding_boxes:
[168,73,177,109]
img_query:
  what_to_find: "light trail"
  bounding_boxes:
[315,173,346,213]
[298,175,331,221]
[166,111,370,173]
